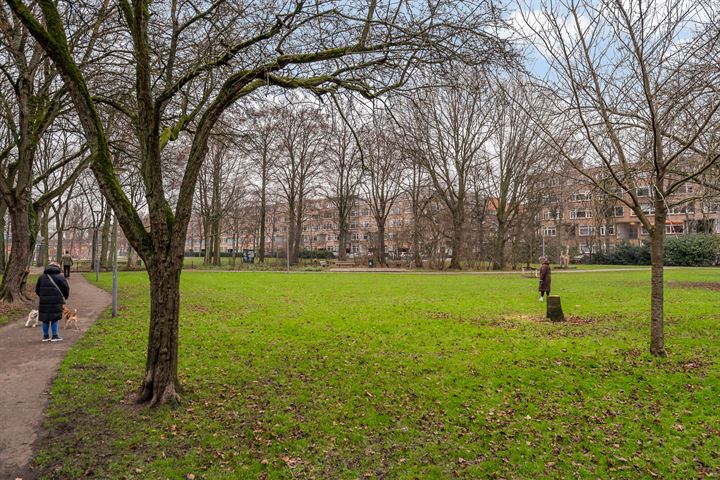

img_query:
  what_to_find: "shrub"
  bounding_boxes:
[664,234,720,266]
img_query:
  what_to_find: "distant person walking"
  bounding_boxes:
[35,262,69,342]
[61,250,73,278]
[538,258,551,302]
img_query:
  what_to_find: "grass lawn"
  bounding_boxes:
[36,269,720,479]
[0,275,38,326]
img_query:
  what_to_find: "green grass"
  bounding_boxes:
[37,269,720,479]
[0,274,38,326]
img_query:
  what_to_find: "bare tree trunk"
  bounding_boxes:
[37,206,49,267]
[287,201,297,265]
[54,208,63,263]
[212,217,221,266]
[258,203,266,263]
[493,223,507,270]
[203,219,211,265]
[448,211,464,270]
[0,204,35,302]
[649,199,667,357]
[137,257,182,407]
[0,200,7,273]
[376,221,386,267]
[338,220,348,261]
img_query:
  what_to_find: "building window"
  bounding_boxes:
[578,225,595,236]
[636,186,652,197]
[703,201,720,213]
[600,225,615,236]
[572,192,592,202]
[613,206,624,217]
[668,203,695,215]
[542,226,556,237]
[570,209,592,219]
[665,224,684,234]
[631,204,655,216]
[676,183,694,194]
[543,210,562,220]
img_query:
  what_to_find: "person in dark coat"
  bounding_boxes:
[35,262,70,342]
[538,258,551,302]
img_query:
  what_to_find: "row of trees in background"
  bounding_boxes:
[190,73,550,270]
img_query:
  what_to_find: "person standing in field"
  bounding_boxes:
[538,258,551,302]
[61,250,73,278]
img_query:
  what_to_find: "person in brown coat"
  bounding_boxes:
[538,258,551,301]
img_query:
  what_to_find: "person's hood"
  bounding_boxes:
[43,265,61,275]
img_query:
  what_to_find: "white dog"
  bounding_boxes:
[25,309,39,327]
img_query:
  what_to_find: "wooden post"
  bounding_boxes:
[547,295,565,322]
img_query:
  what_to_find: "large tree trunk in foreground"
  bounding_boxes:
[649,208,667,357]
[138,258,182,407]
[0,203,36,303]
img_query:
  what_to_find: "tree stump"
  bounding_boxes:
[546,295,565,322]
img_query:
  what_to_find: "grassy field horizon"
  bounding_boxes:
[33,269,720,478]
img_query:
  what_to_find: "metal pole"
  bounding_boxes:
[94,226,100,282]
[111,216,118,317]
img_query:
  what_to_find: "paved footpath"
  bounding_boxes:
[0,274,111,480]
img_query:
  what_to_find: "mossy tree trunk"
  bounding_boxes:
[0,203,37,303]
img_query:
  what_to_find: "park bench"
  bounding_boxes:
[334,261,356,268]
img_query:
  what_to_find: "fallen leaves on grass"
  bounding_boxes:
[281,455,300,468]
[669,281,720,291]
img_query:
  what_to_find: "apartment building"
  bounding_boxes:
[538,176,720,256]
[185,196,417,259]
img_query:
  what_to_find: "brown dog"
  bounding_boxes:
[63,305,78,330]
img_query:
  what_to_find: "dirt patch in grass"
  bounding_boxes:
[519,314,601,325]
[669,281,720,291]
[565,315,601,325]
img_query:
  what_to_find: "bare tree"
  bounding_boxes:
[362,114,405,266]
[0,6,93,301]
[398,69,493,269]
[487,78,549,270]
[321,109,363,261]
[274,103,327,265]
[519,0,720,356]
[242,107,279,263]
